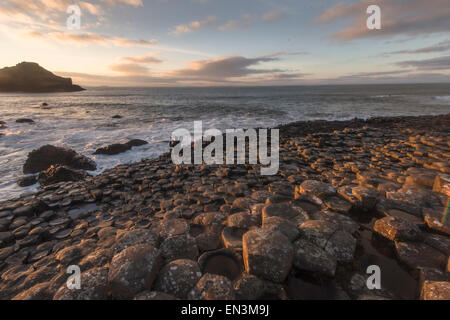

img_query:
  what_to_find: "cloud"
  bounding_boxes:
[99,0,143,7]
[261,10,286,23]
[25,30,157,47]
[109,63,149,74]
[170,16,216,36]
[384,40,450,55]
[171,55,282,79]
[396,55,450,71]
[120,53,162,64]
[317,0,450,40]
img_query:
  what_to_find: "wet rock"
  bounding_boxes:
[154,259,202,299]
[38,165,89,186]
[296,180,336,199]
[293,238,336,277]
[16,118,34,124]
[374,216,422,242]
[160,234,199,262]
[17,175,38,187]
[125,139,148,148]
[188,273,235,300]
[108,244,162,299]
[54,267,110,300]
[94,143,131,155]
[242,229,293,283]
[395,242,447,270]
[233,274,265,300]
[23,145,96,174]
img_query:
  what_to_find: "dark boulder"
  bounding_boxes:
[17,175,38,187]
[23,145,96,174]
[94,139,148,156]
[112,115,122,119]
[125,139,148,147]
[38,165,89,186]
[16,118,35,124]
[94,143,131,155]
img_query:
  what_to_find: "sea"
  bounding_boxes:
[1,84,449,201]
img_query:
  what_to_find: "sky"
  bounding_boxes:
[0,0,450,86]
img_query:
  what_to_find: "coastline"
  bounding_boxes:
[0,113,449,300]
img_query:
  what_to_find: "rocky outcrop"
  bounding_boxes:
[94,139,148,156]
[23,145,96,174]
[0,62,85,93]
[38,165,89,186]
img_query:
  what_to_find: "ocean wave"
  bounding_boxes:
[435,96,450,102]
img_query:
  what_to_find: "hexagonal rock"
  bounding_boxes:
[227,212,257,229]
[193,212,227,227]
[298,220,338,249]
[262,203,307,227]
[324,230,357,262]
[221,227,246,250]
[298,220,356,262]
[433,173,450,196]
[323,196,352,214]
[351,186,379,210]
[158,218,189,240]
[395,242,447,270]
[12,282,52,300]
[423,233,450,256]
[134,291,177,300]
[374,216,423,242]
[421,281,450,300]
[311,210,360,234]
[296,180,336,199]
[423,208,450,236]
[242,229,294,283]
[79,248,113,270]
[262,216,299,242]
[153,259,202,299]
[293,238,336,277]
[54,267,110,300]
[113,229,159,255]
[160,234,199,262]
[188,273,235,300]
[233,274,265,300]
[108,244,162,299]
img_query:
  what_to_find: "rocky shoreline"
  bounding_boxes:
[0,114,449,300]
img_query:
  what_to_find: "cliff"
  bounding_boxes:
[0,62,85,93]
